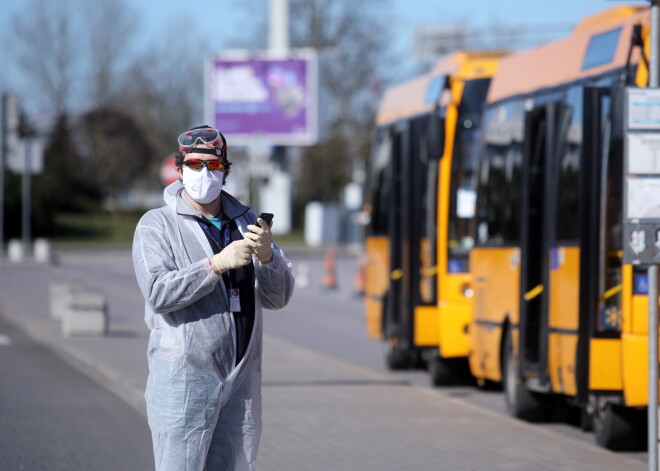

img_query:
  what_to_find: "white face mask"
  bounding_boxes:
[181,167,224,204]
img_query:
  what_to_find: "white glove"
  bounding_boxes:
[210,240,252,274]
[244,218,274,263]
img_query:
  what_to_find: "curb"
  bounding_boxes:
[0,308,147,417]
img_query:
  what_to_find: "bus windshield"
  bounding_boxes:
[447,78,490,272]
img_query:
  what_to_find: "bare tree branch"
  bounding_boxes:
[84,0,139,107]
[10,0,84,116]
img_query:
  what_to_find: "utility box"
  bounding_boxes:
[259,168,292,235]
[304,202,339,247]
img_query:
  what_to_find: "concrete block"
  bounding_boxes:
[61,288,108,337]
[49,280,82,320]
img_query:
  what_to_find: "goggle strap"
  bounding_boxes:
[184,147,223,156]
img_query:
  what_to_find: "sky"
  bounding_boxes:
[0,0,647,115]
[0,0,638,63]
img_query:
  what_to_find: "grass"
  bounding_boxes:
[52,210,145,245]
[51,210,307,247]
[273,230,305,247]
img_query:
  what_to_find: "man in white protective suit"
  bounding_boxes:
[132,125,295,471]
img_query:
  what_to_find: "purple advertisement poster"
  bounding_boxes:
[205,51,318,146]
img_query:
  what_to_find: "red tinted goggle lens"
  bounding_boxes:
[182,159,225,171]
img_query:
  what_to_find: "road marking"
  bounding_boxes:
[0,334,11,346]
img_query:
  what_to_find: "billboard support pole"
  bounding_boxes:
[0,95,5,272]
[651,265,659,471]
[0,94,19,270]
[269,0,289,53]
[21,138,32,260]
[261,0,290,217]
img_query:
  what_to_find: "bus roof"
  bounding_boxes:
[376,51,508,127]
[487,6,648,105]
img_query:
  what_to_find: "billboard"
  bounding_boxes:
[205,49,318,146]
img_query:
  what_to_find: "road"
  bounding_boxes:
[268,249,649,463]
[0,315,154,471]
[0,245,649,469]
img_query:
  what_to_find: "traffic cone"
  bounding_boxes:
[323,249,338,290]
[354,256,366,297]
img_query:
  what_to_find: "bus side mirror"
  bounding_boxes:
[427,114,444,160]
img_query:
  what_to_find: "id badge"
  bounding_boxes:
[228,288,241,312]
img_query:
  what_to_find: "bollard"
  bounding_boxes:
[34,238,53,264]
[8,239,23,263]
[61,288,109,337]
[296,262,310,289]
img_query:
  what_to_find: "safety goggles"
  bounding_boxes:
[182,158,226,171]
[177,127,227,154]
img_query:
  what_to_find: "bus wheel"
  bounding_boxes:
[592,401,646,451]
[429,355,453,386]
[385,343,408,370]
[503,328,546,422]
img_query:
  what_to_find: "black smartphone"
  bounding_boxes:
[258,212,274,228]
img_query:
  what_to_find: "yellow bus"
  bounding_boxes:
[364,51,506,384]
[469,6,651,450]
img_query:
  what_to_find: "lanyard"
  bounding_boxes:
[199,218,248,303]
[199,219,236,288]
[199,219,231,252]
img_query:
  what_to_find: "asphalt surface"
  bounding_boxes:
[0,314,154,471]
[0,245,650,470]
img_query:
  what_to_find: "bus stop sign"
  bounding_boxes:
[623,87,660,265]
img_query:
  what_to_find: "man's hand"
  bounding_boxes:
[210,240,253,274]
[245,218,274,264]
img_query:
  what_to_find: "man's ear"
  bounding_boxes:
[177,166,183,180]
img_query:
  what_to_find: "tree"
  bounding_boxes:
[287,0,392,231]
[10,0,85,116]
[116,27,209,174]
[73,108,153,213]
[85,0,139,107]
[10,0,140,115]
[8,0,187,211]
[288,0,390,134]
[235,0,393,228]
[2,114,97,238]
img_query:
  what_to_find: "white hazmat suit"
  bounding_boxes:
[132,181,294,470]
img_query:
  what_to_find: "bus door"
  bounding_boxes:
[384,123,407,346]
[365,130,393,340]
[385,117,432,363]
[518,101,563,390]
[576,85,623,404]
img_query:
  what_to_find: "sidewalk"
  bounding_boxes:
[0,249,647,471]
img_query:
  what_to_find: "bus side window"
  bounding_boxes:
[555,86,582,243]
[476,103,524,245]
[427,111,444,159]
[369,133,392,236]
